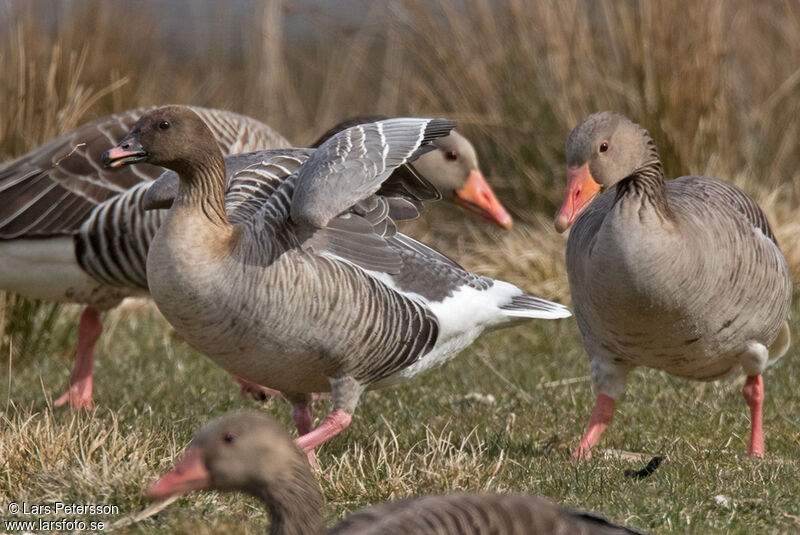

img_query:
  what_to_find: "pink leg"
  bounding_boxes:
[742,375,764,458]
[292,403,316,465]
[292,403,313,436]
[54,307,103,410]
[573,393,615,459]
[294,409,352,462]
[233,376,282,401]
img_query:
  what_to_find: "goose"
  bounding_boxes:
[103,106,570,459]
[147,411,642,535]
[312,116,513,229]
[0,110,510,409]
[0,106,290,409]
[237,116,513,400]
[554,111,791,458]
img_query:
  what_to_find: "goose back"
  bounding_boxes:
[330,493,641,535]
[149,411,641,535]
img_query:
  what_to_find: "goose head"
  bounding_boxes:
[102,105,218,177]
[555,111,652,232]
[148,411,316,501]
[414,131,513,229]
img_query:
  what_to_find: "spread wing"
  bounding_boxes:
[289,118,455,230]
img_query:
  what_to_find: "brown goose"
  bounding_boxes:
[0,106,290,409]
[555,111,791,458]
[104,106,569,459]
[312,116,513,229]
[148,411,642,535]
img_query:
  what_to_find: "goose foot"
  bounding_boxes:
[743,375,764,458]
[294,409,352,460]
[54,307,102,410]
[54,376,94,410]
[573,393,615,459]
[233,376,282,401]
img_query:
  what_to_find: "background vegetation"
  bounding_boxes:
[1,1,799,533]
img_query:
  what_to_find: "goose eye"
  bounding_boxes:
[599,142,609,153]
[223,433,235,444]
[159,121,171,130]
[445,150,458,161]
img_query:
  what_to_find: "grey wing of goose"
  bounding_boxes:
[0,108,156,238]
[0,107,289,239]
[219,119,455,274]
[290,118,456,230]
[669,176,778,245]
[224,150,315,224]
[309,115,389,148]
[329,493,643,535]
[311,115,442,218]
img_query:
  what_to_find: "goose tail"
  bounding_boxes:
[499,294,571,320]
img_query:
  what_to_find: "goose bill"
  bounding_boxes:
[147,447,210,499]
[555,163,601,233]
[102,135,147,168]
[454,169,513,229]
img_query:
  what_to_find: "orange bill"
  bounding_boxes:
[554,163,602,233]
[147,447,210,499]
[454,169,513,229]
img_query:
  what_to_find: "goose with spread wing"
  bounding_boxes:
[104,106,569,458]
[0,108,510,409]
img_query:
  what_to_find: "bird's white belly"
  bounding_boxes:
[0,237,131,308]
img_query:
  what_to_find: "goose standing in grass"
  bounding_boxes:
[554,111,791,458]
[0,108,510,410]
[148,411,642,535]
[104,106,569,459]
[0,106,290,409]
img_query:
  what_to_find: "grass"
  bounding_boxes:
[1,0,800,533]
[1,300,799,534]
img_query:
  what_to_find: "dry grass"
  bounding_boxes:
[1,1,800,533]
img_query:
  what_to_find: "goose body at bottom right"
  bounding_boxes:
[555,111,791,458]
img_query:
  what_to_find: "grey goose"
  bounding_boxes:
[555,111,791,458]
[104,106,569,459]
[0,108,508,410]
[236,116,514,401]
[0,105,290,409]
[147,411,642,535]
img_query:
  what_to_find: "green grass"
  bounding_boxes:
[1,298,798,534]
